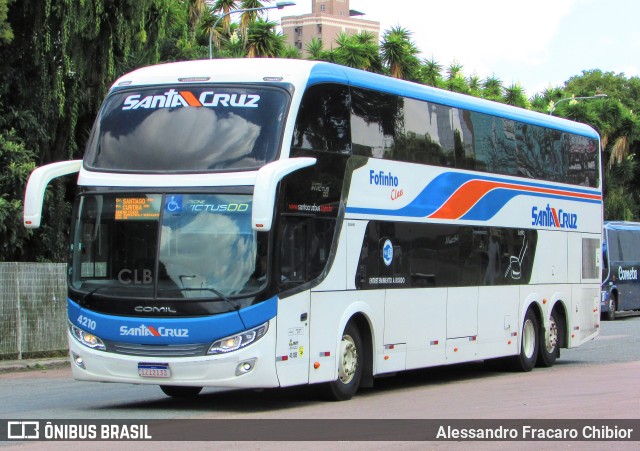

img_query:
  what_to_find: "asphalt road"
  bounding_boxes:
[1,313,639,449]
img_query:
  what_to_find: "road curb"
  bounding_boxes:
[0,358,69,374]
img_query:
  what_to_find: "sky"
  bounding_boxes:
[266,0,640,97]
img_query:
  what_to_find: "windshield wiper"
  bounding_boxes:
[78,284,151,307]
[78,285,110,307]
[158,286,241,313]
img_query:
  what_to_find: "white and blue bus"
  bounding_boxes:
[24,59,602,400]
[601,221,640,320]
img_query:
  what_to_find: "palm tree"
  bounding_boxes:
[445,61,468,93]
[503,83,529,108]
[483,75,503,100]
[467,74,482,96]
[246,18,285,57]
[354,31,382,73]
[380,26,420,80]
[421,57,442,87]
[333,32,377,71]
[305,37,325,60]
[280,44,301,59]
[239,0,270,43]
[211,0,239,34]
[187,0,207,39]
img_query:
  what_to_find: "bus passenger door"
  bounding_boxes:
[275,215,335,387]
[275,291,310,387]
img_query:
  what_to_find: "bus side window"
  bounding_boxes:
[292,84,351,154]
[278,216,335,290]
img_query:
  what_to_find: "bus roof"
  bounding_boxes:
[604,221,640,230]
[111,58,600,140]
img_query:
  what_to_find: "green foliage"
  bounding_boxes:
[246,18,285,57]
[0,130,35,260]
[333,31,381,72]
[421,58,443,88]
[503,83,529,108]
[380,26,421,81]
[0,0,13,44]
[482,75,503,101]
[445,61,468,94]
[2,2,640,262]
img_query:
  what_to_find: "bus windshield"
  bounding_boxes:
[70,193,268,300]
[84,85,289,172]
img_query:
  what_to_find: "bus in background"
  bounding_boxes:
[23,59,602,401]
[601,221,640,320]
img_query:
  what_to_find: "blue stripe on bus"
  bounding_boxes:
[307,63,600,140]
[68,296,277,345]
[345,172,601,220]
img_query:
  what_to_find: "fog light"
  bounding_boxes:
[72,352,86,369]
[235,359,256,376]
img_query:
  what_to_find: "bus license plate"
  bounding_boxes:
[138,363,171,378]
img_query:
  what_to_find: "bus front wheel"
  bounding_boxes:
[605,295,617,321]
[160,385,203,398]
[322,322,363,401]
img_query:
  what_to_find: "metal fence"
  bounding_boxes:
[0,263,68,358]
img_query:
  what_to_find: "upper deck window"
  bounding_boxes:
[84,85,289,173]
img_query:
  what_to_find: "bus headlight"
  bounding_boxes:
[208,322,269,355]
[70,323,106,351]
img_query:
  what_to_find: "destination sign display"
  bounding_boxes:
[115,197,160,221]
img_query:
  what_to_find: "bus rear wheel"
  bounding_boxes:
[160,385,203,398]
[537,309,560,367]
[322,322,363,401]
[508,308,539,372]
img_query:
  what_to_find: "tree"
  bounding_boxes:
[421,57,443,88]
[239,0,269,43]
[333,32,379,71]
[246,18,285,57]
[503,83,529,108]
[380,26,420,80]
[187,0,207,39]
[0,0,183,261]
[305,37,326,61]
[482,75,503,101]
[467,74,482,97]
[211,0,239,33]
[445,61,468,93]
[0,0,13,44]
[0,130,35,260]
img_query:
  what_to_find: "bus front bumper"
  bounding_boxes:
[67,329,280,389]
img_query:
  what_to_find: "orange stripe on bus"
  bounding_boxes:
[429,180,601,220]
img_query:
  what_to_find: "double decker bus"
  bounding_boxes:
[24,59,602,400]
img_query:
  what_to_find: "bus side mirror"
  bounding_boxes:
[23,160,82,228]
[252,157,316,232]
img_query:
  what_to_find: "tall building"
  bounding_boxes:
[281,0,380,56]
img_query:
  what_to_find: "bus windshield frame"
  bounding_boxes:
[83,84,291,173]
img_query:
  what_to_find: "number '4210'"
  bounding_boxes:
[77,315,96,331]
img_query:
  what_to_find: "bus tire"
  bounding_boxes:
[605,295,617,321]
[160,385,203,398]
[322,322,363,401]
[537,309,560,367]
[508,308,539,372]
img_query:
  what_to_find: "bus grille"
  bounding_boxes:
[106,341,209,357]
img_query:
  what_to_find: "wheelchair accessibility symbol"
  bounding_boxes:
[165,195,182,212]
